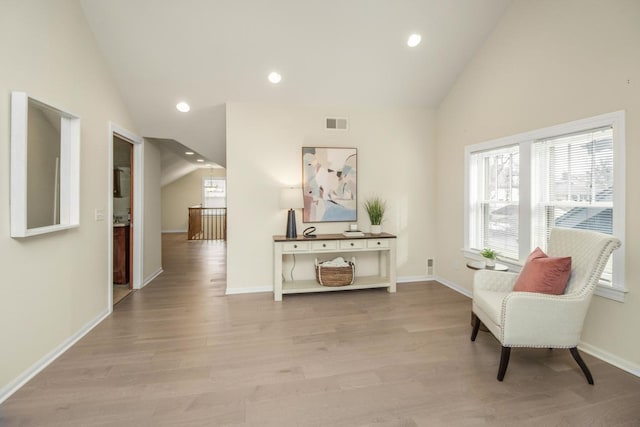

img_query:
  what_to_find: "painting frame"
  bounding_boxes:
[302,147,357,223]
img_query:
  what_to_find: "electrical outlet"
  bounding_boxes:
[427,258,433,276]
[95,208,105,221]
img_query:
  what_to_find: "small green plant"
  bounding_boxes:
[363,197,386,225]
[480,248,498,259]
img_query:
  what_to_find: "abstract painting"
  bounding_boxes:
[302,147,357,222]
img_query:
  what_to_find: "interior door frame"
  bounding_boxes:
[108,122,144,309]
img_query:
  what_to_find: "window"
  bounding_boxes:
[465,111,625,301]
[468,145,520,259]
[532,127,614,281]
[202,177,226,208]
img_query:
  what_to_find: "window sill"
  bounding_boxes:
[594,284,627,302]
[461,248,627,302]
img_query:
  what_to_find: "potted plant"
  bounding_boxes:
[480,248,498,268]
[363,197,386,235]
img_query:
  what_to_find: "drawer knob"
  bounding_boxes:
[350,243,354,246]
[294,244,297,248]
[377,241,381,245]
[322,244,326,247]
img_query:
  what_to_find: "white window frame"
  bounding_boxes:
[464,111,626,302]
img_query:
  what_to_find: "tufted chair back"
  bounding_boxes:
[547,228,621,297]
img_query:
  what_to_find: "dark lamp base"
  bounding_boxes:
[286,209,297,238]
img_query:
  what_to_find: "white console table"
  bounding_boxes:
[273,233,397,301]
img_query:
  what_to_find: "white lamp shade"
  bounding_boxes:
[280,187,303,209]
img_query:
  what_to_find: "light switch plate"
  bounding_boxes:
[95,208,105,221]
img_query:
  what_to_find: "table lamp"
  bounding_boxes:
[280,187,303,238]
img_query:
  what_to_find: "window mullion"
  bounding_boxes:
[518,140,532,263]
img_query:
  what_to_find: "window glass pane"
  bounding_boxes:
[482,202,519,256]
[470,145,519,258]
[202,177,226,208]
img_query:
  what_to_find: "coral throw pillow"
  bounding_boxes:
[513,247,572,295]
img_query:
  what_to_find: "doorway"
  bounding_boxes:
[113,136,133,304]
[109,123,143,309]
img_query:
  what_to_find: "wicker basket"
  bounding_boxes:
[315,258,355,287]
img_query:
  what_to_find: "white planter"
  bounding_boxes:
[484,257,496,268]
[370,224,382,235]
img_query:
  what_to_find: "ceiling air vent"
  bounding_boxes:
[325,117,348,131]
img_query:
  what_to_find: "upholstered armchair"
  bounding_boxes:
[471,228,621,384]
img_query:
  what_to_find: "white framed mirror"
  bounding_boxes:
[11,92,80,237]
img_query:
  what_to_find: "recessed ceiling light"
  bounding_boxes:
[176,101,190,112]
[185,151,194,155]
[196,159,204,162]
[407,34,422,47]
[268,71,282,84]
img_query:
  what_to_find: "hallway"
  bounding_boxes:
[2,234,639,426]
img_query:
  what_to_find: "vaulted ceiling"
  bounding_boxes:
[81,0,511,179]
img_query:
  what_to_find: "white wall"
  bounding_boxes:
[0,0,157,400]
[161,168,227,232]
[435,0,640,372]
[226,103,436,292]
[143,141,163,283]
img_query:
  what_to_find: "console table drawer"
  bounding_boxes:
[282,242,309,252]
[367,239,390,249]
[311,241,338,251]
[340,240,365,250]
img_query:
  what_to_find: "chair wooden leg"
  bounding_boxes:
[497,346,511,381]
[570,347,594,385]
[470,314,481,342]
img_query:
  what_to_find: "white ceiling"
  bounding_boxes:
[81,0,511,171]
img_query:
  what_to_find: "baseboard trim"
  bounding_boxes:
[433,275,472,298]
[0,308,111,405]
[578,342,640,378]
[161,229,187,234]
[142,268,163,288]
[225,286,272,295]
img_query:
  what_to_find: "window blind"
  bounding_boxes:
[532,126,614,278]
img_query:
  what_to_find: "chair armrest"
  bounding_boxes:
[473,270,519,293]
[501,292,591,347]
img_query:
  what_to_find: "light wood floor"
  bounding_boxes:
[112,284,133,306]
[2,233,639,426]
